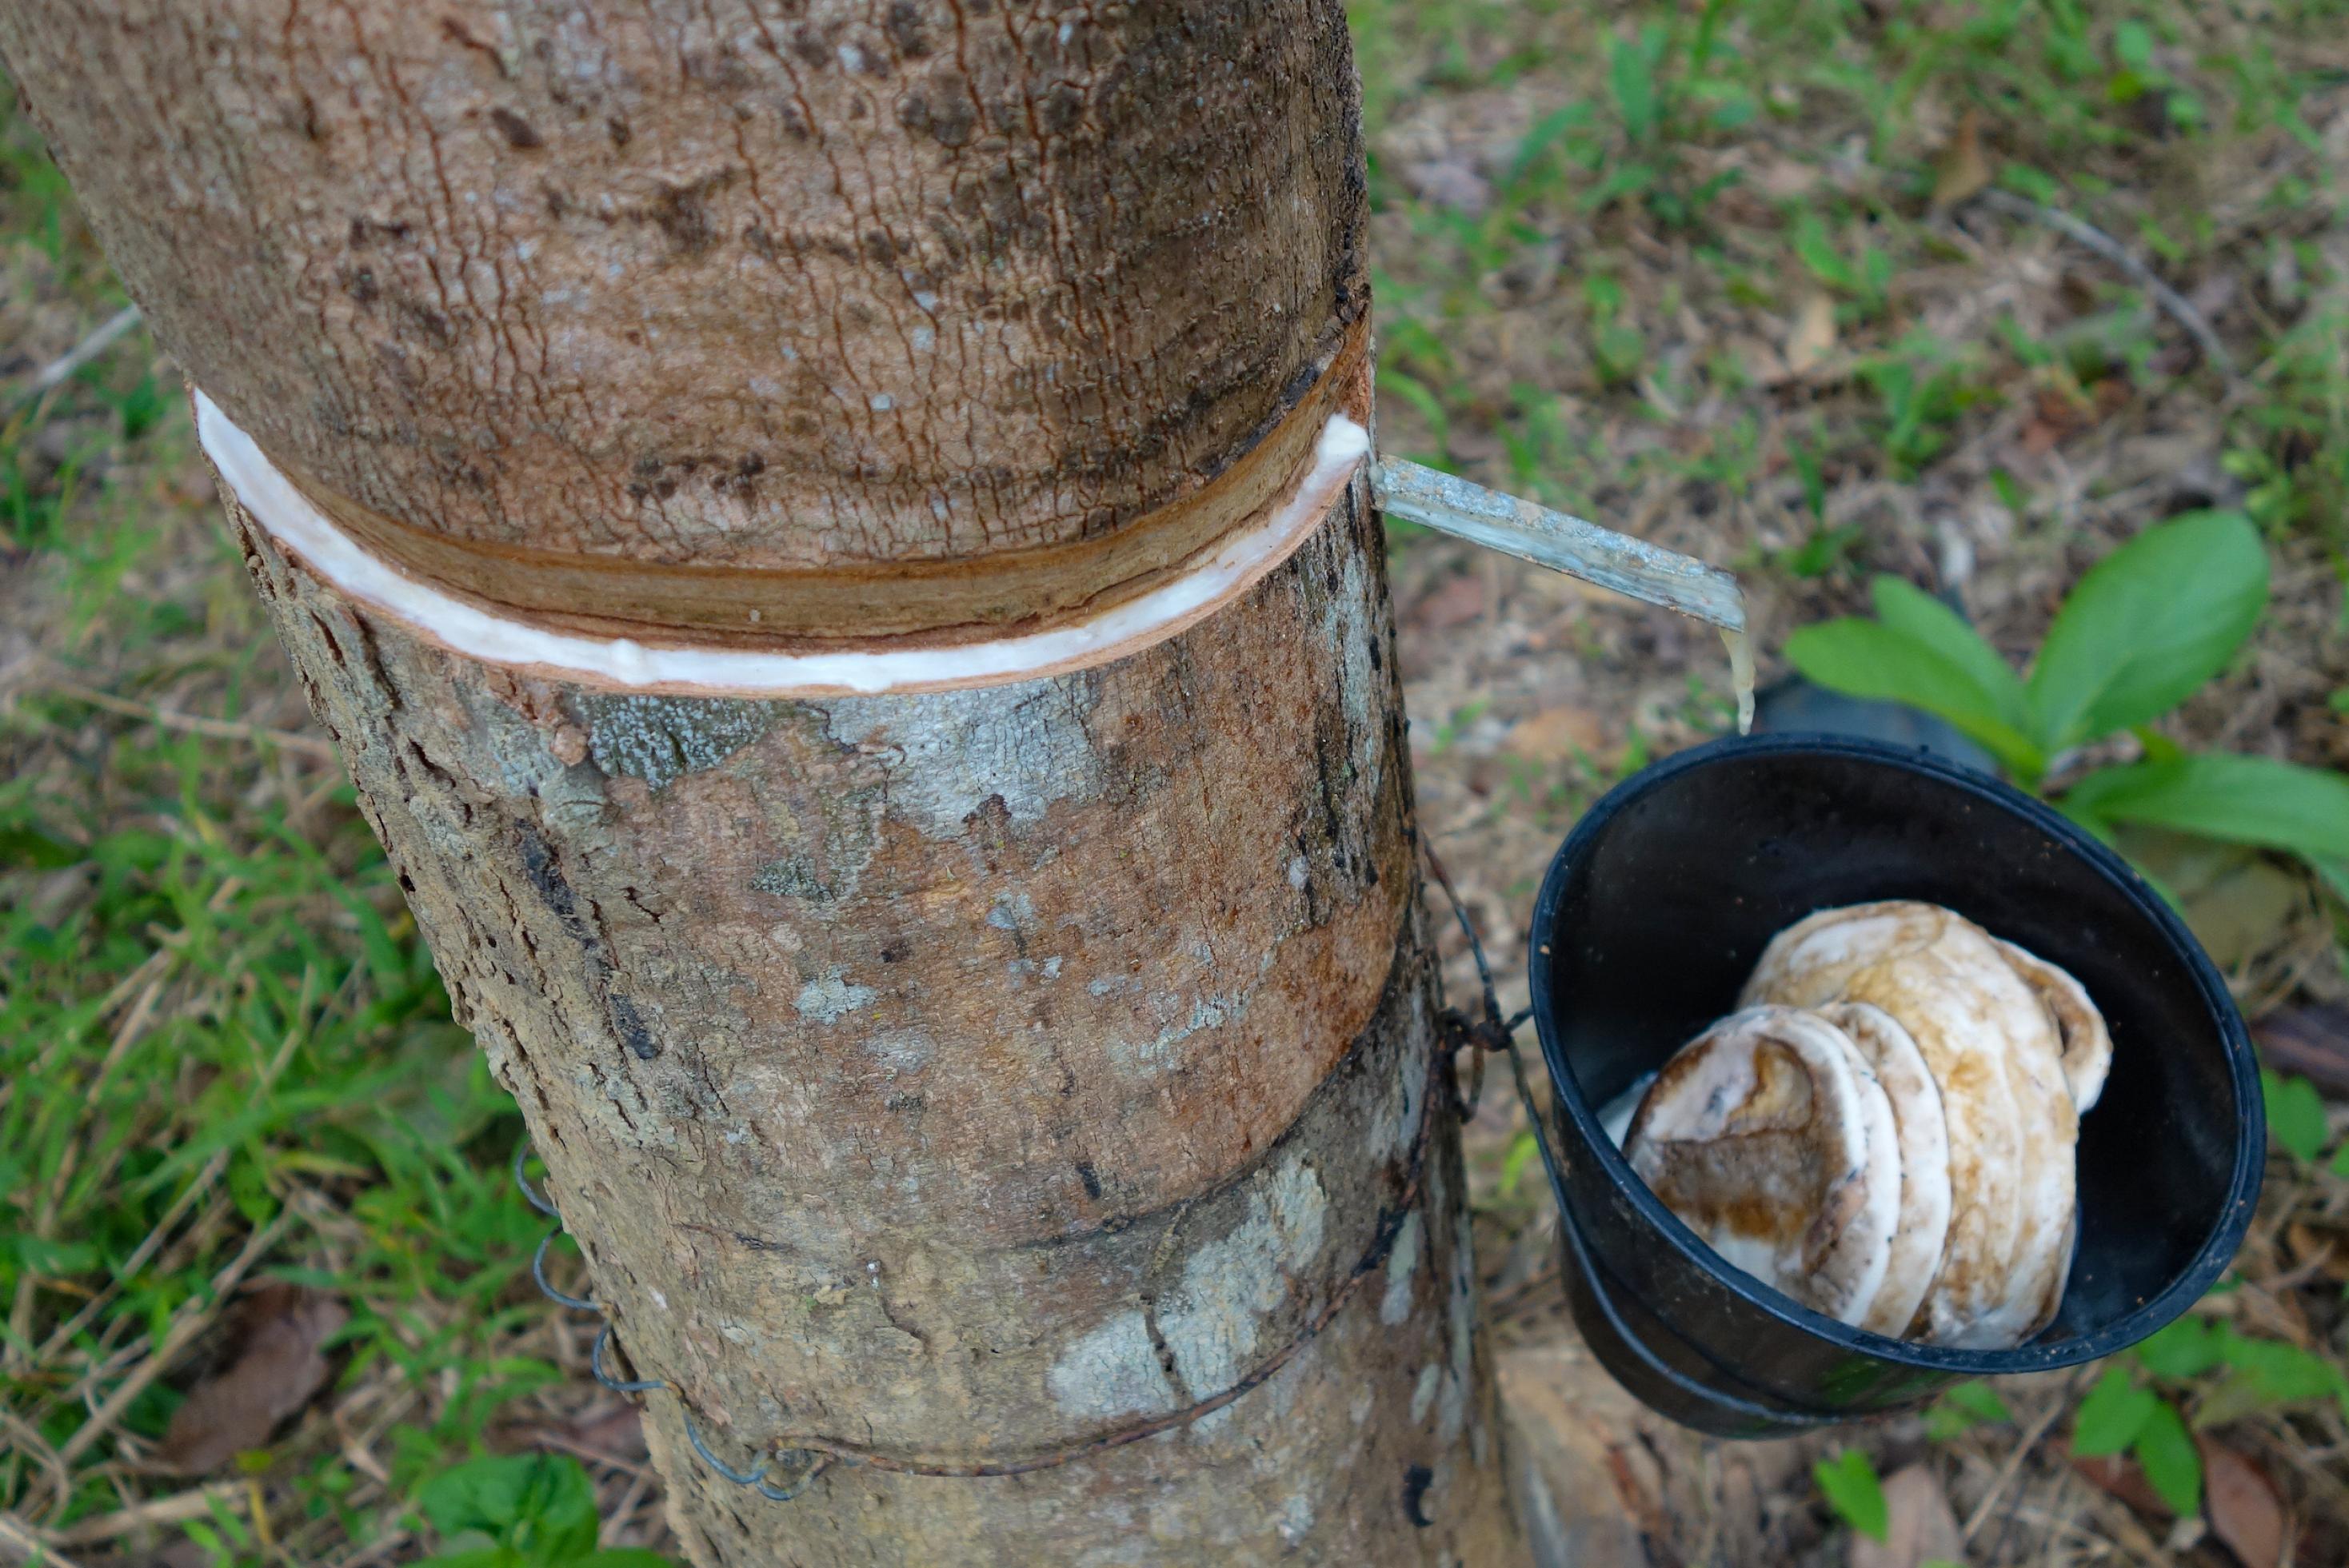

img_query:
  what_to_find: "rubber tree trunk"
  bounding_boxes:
[1,3,1521,1561]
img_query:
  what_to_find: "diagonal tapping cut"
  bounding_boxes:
[198,392,1374,700]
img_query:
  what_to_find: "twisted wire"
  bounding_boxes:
[514,1147,829,1503]
[512,1013,1448,1492]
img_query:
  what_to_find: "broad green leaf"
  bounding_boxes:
[1784,619,2047,778]
[1945,1382,2014,1423]
[2027,511,2268,749]
[522,1457,601,1560]
[2260,1070,2331,1163]
[1812,1448,1888,1542]
[1792,212,1848,290]
[1925,1379,2014,1439]
[0,825,82,869]
[417,1453,600,1560]
[2132,1399,2202,1516]
[2214,1323,2348,1405]
[578,1554,680,1568]
[2134,1318,2220,1380]
[418,1454,533,1538]
[1609,35,1657,146]
[2070,1366,2156,1457]
[1870,577,2035,738]
[2064,753,2349,864]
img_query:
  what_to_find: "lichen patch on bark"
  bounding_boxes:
[793,971,877,1023]
[581,695,776,791]
[822,684,1109,834]
[1047,1312,1180,1424]
[1383,1211,1427,1327]
[1156,1152,1329,1427]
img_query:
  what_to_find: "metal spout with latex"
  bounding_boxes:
[1369,456,1755,733]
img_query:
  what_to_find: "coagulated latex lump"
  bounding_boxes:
[1623,902,2111,1348]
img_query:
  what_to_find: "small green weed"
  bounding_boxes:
[1592,0,1751,228]
[2071,1363,2202,1516]
[1791,209,1894,321]
[1774,524,1865,581]
[1856,338,1994,478]
[1812,1446,1888,1543]
[414,1452,674,1567]
[1923,1380,2014,1442]
[2069,1314,2349,1519]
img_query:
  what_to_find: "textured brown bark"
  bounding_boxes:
[3,2,1523,1561]
[0,1,1366,579]
[226,479,1516,1562]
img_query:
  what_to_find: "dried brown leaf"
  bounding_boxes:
[1733,333,1792,386]
[1504,706,1613,767]
[2256,1004,2349,1098]
[2200,1437,2288,1568]
[1932,110,1993,209]
[2285,1223,2349,1285]
[1754,156,1822,200]
[1411,573,1488,634]
[2125,832,2307,974]
[1784,293,1838,378]
[1399,157,1492,217]
[2075,1452,2170,1518]
[154,1285,346,1476]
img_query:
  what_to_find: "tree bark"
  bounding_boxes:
[1,3,1522,1561]
[1,0,1371,640]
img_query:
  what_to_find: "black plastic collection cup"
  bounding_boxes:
[1524,734,2265,1438]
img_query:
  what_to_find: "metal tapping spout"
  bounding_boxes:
[1369,456,1754,731]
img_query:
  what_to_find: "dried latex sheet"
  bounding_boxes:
[1624,1006,1903,1329]
[1624,901,2111,1349]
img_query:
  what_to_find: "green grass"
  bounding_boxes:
[0,386,573,1559]
[1360,0,2349,561]
[0,78,601,1565]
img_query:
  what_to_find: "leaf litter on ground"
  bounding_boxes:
[152,1283,347,1476]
